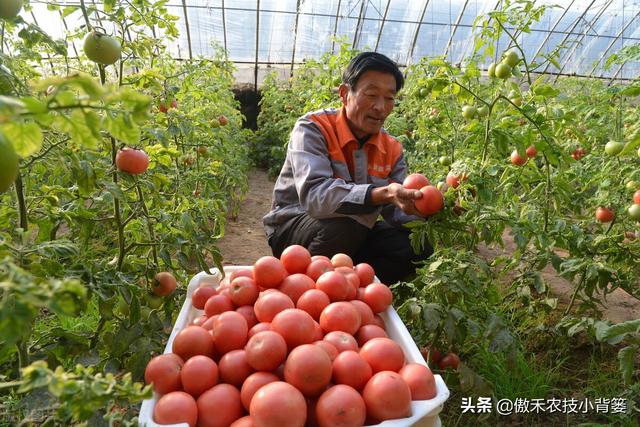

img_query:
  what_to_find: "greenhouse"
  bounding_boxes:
[0,0,639,426]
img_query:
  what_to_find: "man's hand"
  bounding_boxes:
[371,183,423,216]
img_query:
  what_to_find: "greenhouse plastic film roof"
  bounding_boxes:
[28,0,640,84]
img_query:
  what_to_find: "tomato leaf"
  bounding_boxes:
[0,122,43,157]
[617,346,635,385]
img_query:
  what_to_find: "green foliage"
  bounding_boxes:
[0,4,250,425]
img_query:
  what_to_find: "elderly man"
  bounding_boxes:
[263,52,432,284]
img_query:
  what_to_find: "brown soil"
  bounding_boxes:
[218,168,640,323]
[217,168,273,266]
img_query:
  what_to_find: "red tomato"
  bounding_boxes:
[153,272,177,297]
[354,263,375,287]
[306,259,334,281]
[323,331,358,353]
[399,363,437,400]
[219,349,255,386]
[248,322,271,339]
[446,172,461,189]
[359,337,405,373]
[172,326,215,360]
[145,353,184,395]
[415,185,444,216]
[192,287,217,310]
[363,283,393,313]
[596,207,615,223]
[284,344,333,397]
[230,416,254,427]
[229,276,259,306]
[315,271,350,302]
[154,391,197,427]
[403,173,430,190]
[349,300,374,326]
[254,291,295,322]
[280,245,312,274]
[362,371,412,422]
[213,311,249,355]
[278,273,315,304]
[313,340,339,362]
[634,190,640,204]
[218,115,229,126]
[181,355,219,398]
[201,315,218,331]
[192,315,208,327]
[510,150,527,166]
[311,255,331,263]
[250,381,307,427]
[229,268,253,282]
[319,302,361,335]
[236,305,258,329]
[204,294,234,317]
[420,346,442,365]
[116,147,149,175]
[438,352,460,370]
[245,331,288,371]
[271,308,316,350]
[355,324,388,347]
[313,321,324,341]
[241,372,280,411]
[253,256,288,288]
[316,384,366,427]
[526,145,538,158]
[197,383,244,427]
[331,253,353,268]
[370,314,385,329]
[332,350,372,391]
[297,289,331,321]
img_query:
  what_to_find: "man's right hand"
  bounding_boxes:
[371,183,423,216]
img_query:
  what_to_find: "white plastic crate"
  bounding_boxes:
[139,266,450,427]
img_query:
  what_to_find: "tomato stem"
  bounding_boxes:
[135,179,159,269]
[14,171,28,231]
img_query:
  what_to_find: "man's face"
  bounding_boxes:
[339,70,397,139]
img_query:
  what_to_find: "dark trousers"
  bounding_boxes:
[268,213,433,284]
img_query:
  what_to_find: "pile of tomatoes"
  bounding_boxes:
[144,245,439,427]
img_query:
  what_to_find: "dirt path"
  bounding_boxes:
[217,169,273,266]
[218,168,640,323]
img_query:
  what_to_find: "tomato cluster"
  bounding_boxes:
[145,246,438,427]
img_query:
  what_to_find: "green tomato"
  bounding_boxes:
[628,204,640,221]
[503,49,520,67]
[145,294,163,309]
[0,133,18,193]
[511,66,522,78]
[439,155,451,166]
[0,0,22,19]
[116,298,130,316]
[83,31,121,65]
[477,105,489,117]
[419,87,430,98]
[604,140,624,156]
[462,105,477,120]
[487,63,496,78]
[510,97,523,107]
[495,63,512,79]
[626,181,638,190]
